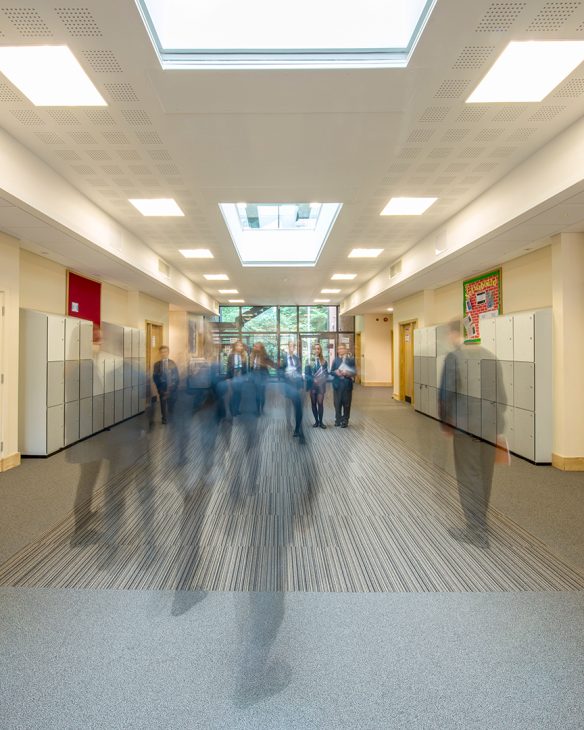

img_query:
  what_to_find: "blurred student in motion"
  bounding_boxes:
[226,339,248,416]
[331,342,356,428]
[305,342,328,429]
[152,345,179,424]
[439,318,507,549]
[249,341,274,416]
[279,339,304,440]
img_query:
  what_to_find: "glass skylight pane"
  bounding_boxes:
[237,203,321,231]
[141,0,430,52]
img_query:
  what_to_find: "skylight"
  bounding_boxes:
[220,202,342,267]
[137,0,436,69]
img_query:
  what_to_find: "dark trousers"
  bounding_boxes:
[453,430,495,534]
[334,386,352,424]
[230,376,243,416]
[159,389,177,422]
[285,380,303,433]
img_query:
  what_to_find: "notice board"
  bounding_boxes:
[67,271,101,326]
[462,269,501,343]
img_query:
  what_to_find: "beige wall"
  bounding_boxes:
[101,282,129,326]
[128,291,169,343]
[0,233,20,466]
[429,281,460,325]
[361,313,393,386]
[19,250,66,315]
[502,245,553,313]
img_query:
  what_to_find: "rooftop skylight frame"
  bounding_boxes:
[135,0,437,70]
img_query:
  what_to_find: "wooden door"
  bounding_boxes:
[146,322,163,397]
[399,321,416,403]
[354,332,362,384]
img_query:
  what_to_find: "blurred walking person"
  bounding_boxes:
[250,341,274,415]
[226,339,248,416]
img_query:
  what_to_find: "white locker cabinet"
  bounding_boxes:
[495,315,514,361]
[79,397,93,439]
[426,327,437,357]
[468,397,482,437]
[436,324,451,357]
[514,362,535,412]
[92,395,104,433]
[131,386,140,415]
[479,316,496,358]
[480,360,497,402]
[104,358,115,393]
[65,317,80,360]
[497,403,513,452]
[414,382,422,410]
[513,312,535,362]
[514,407,535,461]
[436,355,446,390]
[456,358,468,396]
[456,394,468,433]
[47,361,65,408]
[123,327,133,358]
[497,361,514,406]
[123,387,132,419]
[414,356,421,384]
[114,357,124,391]
[481,400,497,444]
[115,390,124,423]
[131,328,140,358]
[79,321,93,359]
[426,357,437,389]
[101,322,124,358]
[420,357,429,386]
[441,355,456,394]
[139,358,147,385]
[47,315,65,361]
[93,356,105,395]
[123,359,132,388]
[427,386,439,419]
[420,328,428,357]
[467,359,481,399]
[47,404,64,454]
[131,358,140,387]
[65,401,80,446]
[79,359,93,399]
[420,384,429,415]
[104,392,115,428]
[413,329,422,356]
[139,329,146,359]
[64,361,80,403]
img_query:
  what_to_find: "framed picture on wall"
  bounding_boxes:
[462,269,501,343]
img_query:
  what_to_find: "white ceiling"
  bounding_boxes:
[0,0,583,307]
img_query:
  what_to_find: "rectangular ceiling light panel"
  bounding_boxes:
[204,274,229,280]
[467,41,584,103]
[380,197,437,215]
[129,198,184,216]
[0,46,106,106]
[348,248,384,257]
[179,248,213,258]
[331,273,356,280]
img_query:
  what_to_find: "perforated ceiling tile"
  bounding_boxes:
[417,162,440,172]
[456,106,488,122]
[553,77,584,96]
[46,109,80,125]
[528,105,566,121]
[97,189,119,198]
[452,46,496,70]
[434,80,470,98]
[474,128,503,141]
[102,130,130,144]
[446,162,470,172]
[101,164,123,175]
[136,131,163,145]
[82,50,122,73]
[459,147,484,158]
[157,164,181,175]
[55,8,102,36]
[398,147,420,159]
[428,147,453,158]
[103,83,140,102]
[490,146,517,157]
[117,149,141,160]
[3,8,52,36]
[148,149,171,161]
[85,109,116,125]
[475,3,526,32]
[474,161,499,172]
[441,128,470,142]
[136,178,162,187]
[10,109,45,126]
[68,130,97,145]
[526,2,581,31]
[86,149,111,160]
[507,127,537,141]
[492,104,528,122]
[0,83,24,102]
[462,176,482,184]
[112,178,133,187]
[405,128,435,144]
[34,130,64,144]
[55,150,81,161]
[129,164,152,175]
[418,106,450,123]
[121,109,152,126]
[85,177,107,186]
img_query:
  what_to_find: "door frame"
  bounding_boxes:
[399,319,417,404]
[145,320,164,398]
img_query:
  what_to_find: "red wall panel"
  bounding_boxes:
[67,271,101,326]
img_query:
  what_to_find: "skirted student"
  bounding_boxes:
[305,342,328,429]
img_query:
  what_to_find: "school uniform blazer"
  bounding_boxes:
[304,359,328,391]
[226,352,248,379]
[331,356,356,391]
[153,359,179,395]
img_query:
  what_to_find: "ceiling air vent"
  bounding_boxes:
[158,259,170,277]
[390,260,402,279]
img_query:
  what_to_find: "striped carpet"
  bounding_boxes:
[1,387,583,592]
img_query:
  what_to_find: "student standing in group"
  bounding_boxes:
[249,341,274,415]
[226,339,248,416]
[152,345,179,424]
[331,342,356,428]
[305,342,328,429]
[279,339,304,440]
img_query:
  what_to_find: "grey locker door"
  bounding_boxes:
[92,394,104,433]
[480,360,496,402]
[47,404,64,454]
[497,403,513,452]
[420,357,429,386]
[414,382,422,411]
[115,390,124,422]
[427,386,439,419]
[456,359,468,395]
[123,387,132,419]
[123,359,132,388]
[514,361,535,411]
[114,358,124,391]
[104,358,115,393]
[467,359,481,399]
[414,356,421,384]
[79,359,93,399]
[514,407,534,461]
[104,391,115,427]
[467,397,481,437]
[427,357,437,388]
[131,358,140,387]
[79,397,93,439]
[420,384,429,414]
[65,401,80,446]
[64,361,80,403]
[131,329,140,358]
[497,361,514,406]
[131,386,139,415]
[481,400,497,444]
[442,355,456,394]
[47,361,65,407]
[456,394,468,432]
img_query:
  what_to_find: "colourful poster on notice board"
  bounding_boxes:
[462,269,501,343]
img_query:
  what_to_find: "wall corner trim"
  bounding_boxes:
[551,453,584,472]
[363,381,393,388]
[0,452,21,472]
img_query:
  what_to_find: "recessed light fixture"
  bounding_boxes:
[204,274,229,280]
[0,46,107,106]
[179,248,213,258]
[331,273,356,280]
[219,289,238,294]
[314,298,330,303]
[387,307,394,312]
[380,197,437,216]
[467,41,584,103]
[321,288,341,294]
[348,248,384,258]
[228,299,244,303]
[129,198,184,216]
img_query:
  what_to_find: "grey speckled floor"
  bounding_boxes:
[2,588,584,730]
